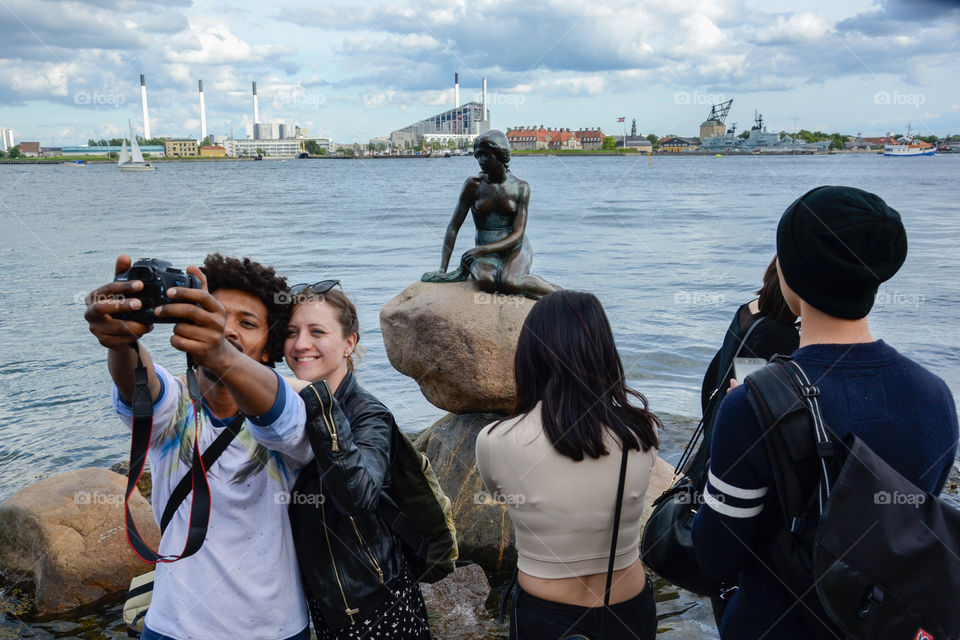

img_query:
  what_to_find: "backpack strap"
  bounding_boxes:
[745,357,840,530]
[744,357,816,527]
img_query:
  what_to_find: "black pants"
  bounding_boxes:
[511,577,657,640]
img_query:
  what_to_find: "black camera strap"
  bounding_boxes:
[160,412,242,533]
[124,346,220,563]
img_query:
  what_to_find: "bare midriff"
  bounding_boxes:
[518,558,648,607]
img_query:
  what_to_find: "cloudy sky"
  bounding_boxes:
[1,0,959,145]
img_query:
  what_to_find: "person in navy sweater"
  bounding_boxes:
[692,185,959,639]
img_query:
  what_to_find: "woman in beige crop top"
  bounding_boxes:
[476,290,660,640]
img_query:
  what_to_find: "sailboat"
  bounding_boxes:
[118,119,156,171]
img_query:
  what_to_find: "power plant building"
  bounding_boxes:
[390,73,491,148]
[0,127,14,152]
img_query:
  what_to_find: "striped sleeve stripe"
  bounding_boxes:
[708,470,768,500]
[704,485,765,518]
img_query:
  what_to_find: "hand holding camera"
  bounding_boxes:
[86,255,231,371]
[112,258,202,324]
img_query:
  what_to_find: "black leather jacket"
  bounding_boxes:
[289,372,404,630]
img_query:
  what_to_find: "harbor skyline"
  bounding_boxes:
[1,0,959,145]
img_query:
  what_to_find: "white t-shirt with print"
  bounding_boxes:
[114,364,311,640]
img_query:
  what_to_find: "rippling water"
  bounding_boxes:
[1,153,958,637]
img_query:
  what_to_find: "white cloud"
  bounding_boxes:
[164,24,291,65]
[756,12,833,44]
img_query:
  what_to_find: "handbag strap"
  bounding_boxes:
[599,442,630,640]
[123,347,215,563]
[676,315,767,479]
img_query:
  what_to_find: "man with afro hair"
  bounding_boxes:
[86,253,312,640]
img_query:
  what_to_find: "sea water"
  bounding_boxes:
[1,153,958,638]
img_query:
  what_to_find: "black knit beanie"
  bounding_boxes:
[776,185,907,319]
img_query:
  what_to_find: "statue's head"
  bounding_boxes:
[473,130,511,169]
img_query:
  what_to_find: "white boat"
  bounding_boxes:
[118,120,156,171]
[883,126,936,157]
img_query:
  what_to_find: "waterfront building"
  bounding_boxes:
[390,102,490,148]
[0,127,14,152]
[615,136,653,151]
[165,139,199,157]
[573,129,606,150]
[253,122,285,140]
[200,145,227,157]
[19,142,42,157]
[229,138,300,157]
[659,137,700,152]
[59,145,165,157]
[506,127,549,150]
[505,127,586,151]
[546,129,582,150]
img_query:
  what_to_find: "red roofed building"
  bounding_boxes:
[574,128,605,150]
[506,127,549,150]
[506,127,584,150]
[546,129,582,150]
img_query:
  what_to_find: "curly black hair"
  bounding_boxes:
[201,253,289,366]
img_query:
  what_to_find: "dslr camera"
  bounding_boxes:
[113,258,202,324]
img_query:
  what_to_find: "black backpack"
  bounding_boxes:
[746,356,960,640]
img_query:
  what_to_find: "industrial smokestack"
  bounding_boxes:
[198,80,207,142]
[454,72,459,109]
[140,74,151,140]
[252,81,260,124]
[482,77,487,122]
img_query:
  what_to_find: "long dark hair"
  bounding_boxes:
[495,290,660,461]
[756,255,797,324]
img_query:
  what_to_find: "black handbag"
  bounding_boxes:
[640,317,766,597]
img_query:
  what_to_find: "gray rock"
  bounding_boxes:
[421,563,500,638]
[380,281,534,414]
[416,412,517,582]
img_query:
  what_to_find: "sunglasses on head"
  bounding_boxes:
[289,280,342,297]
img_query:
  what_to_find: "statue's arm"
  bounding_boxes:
[441,177,479,271]
[471,181,530,256]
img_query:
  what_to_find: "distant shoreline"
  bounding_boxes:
[5,150,952,166]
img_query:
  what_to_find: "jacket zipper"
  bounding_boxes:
[319,479,358,622]
[350,516,384,583]
[310,385,339,451]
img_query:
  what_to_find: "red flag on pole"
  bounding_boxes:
[617,117,625,122]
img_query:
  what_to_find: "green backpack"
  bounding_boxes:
[377,424,458,583]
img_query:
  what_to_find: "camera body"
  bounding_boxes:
[113,258,202,324]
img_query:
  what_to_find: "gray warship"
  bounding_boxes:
[699,102,830,153]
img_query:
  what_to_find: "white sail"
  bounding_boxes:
[118,140,130,165]
[129,120,146,164]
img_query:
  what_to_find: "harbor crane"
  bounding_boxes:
[707,99,733,125]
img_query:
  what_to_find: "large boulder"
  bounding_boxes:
[0,468,159,618]
[380,281,535,414]
[420,563,501,639]
[417,413,676,584]
[416,412,516,582]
